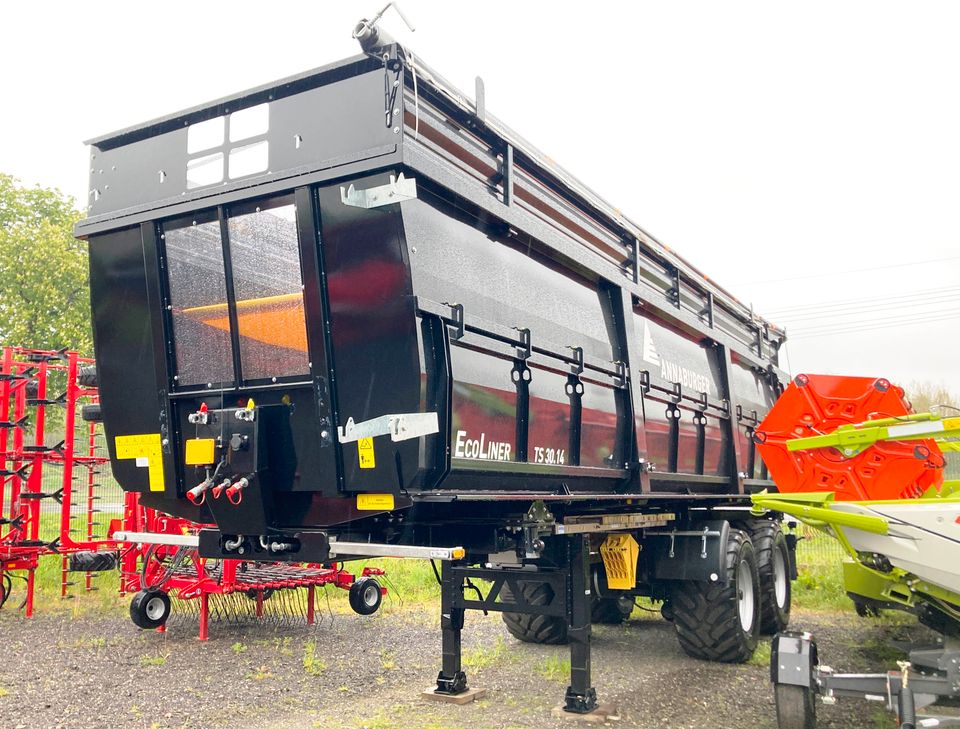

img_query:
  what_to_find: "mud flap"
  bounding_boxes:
[648,519,730,583]
[771,631,818,687]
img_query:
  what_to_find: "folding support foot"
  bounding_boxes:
[435,670,468,695]
[563,686,598,714]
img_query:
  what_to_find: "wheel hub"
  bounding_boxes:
[737,559,755,632]
[773,547,788,608]
[145,596,166,621]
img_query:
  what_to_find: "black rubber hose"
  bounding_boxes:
[898,685,916,729]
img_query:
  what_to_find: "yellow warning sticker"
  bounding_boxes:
[357,493,395,511]
[357,437,376,469]
[184,438,216,466]
[115,433,165,492]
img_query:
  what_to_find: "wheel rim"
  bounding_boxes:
[773,546,788,609]
[145,596,166,621]
[363,584,379,607]
[737,560,755,632]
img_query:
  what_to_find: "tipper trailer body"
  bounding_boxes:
[78,36,790,712]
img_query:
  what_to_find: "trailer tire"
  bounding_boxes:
[130,588,171,629]
[739,519,791,634]
[592,595,634,624]
[349,577,382,616]
[670,528,760,663]
[77,365,98,388]
[500,581,568,644]
[774,683,817,729]
[81,403,102,422]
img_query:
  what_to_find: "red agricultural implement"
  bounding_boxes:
[1,346,386,636]
[113,510,386,640]
[755,373,945,501]
[0,346,122,613]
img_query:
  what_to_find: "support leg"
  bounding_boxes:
[198,592,209,641]
[435,560,467,694]
[306,586,315,626]
[564,535,598,714]
[25,567,35,618]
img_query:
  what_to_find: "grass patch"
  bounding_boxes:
[139,651,169,667]
[302,639,327,676]
[534,654,570,683]
[231,641,247,655]
[858,635,907,664]
[379,649,397,671]
[247,665,273,681]
[871,707,897,728]
[462,635,510,670]
[791,545,851,612]
[748,639,772,667]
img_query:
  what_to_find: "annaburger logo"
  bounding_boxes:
[642,321,713,396]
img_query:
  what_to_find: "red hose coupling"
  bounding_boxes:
[186,479,212,504]
[226,477,250,505]
[211,479,232,499]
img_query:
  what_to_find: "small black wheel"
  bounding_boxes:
[81,403,103,422]
[130,588,171,629]
[774,683,817,729]
[349,577,382,616]
[592,595,634,624]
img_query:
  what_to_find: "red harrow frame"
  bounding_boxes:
[115,511,387,640]
[0,347,122,613]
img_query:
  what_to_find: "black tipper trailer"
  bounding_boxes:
[77,23,791,714]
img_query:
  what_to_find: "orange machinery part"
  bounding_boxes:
[755,373,943,501]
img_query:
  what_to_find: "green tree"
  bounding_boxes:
[905,380,959,415]
[0,174,90,353]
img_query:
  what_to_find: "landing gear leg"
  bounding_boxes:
[435,560,468,695]
[564,535,598,714]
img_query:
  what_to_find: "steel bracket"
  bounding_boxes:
[337,411,439,443]
[340,172,417,209]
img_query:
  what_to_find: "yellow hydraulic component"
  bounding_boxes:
[599,533,640,590]
[184,438,216,466]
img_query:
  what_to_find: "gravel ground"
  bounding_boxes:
[0,601,923,729]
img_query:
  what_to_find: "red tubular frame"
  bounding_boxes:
[0,347,118,614]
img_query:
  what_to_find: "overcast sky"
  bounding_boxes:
[2,1,958,392]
